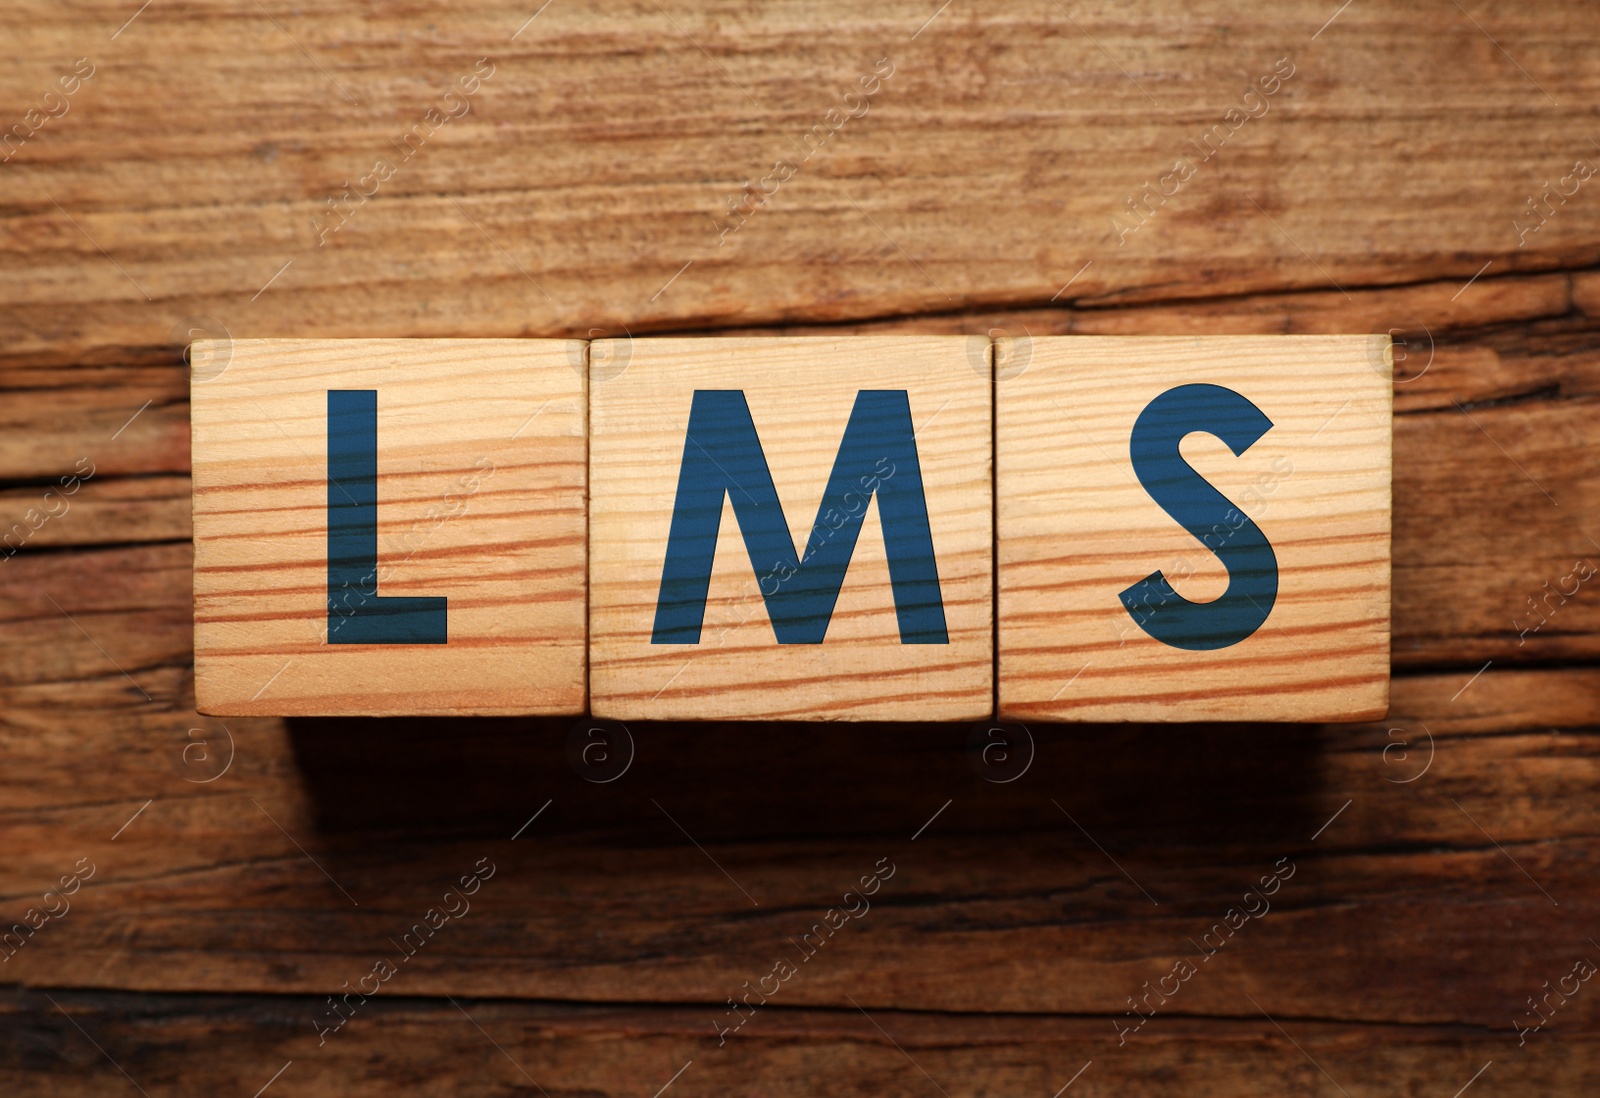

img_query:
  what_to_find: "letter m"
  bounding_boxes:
[652,390,947,645]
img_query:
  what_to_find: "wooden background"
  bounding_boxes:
[2,1,1598,1094]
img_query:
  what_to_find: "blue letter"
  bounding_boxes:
[652,390,947,644]
[327,390,447,644]
[1119,383,1278,650]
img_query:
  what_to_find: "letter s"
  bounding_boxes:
[1118,384,1279,650]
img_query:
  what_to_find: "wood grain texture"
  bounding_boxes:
[11,989,1597,1098]
[191,339,587,716]
[4,0,1600,1091]
[999,336,1391,721]
[3,2,1600,360]
[0,327,1594,1093]
[2,661,1595,1017]
[588,336,991,720]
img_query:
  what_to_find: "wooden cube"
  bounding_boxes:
[588,336,992,720]
[191,339,587,716]
[997,336,1391,722]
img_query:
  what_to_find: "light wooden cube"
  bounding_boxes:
[589,336,993,720]
[191,339,587,716]
[997,336,1391,722]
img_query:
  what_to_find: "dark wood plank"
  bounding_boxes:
[0,475,188,550]
[3,988,1594,1098]
[0,664,1594,1032]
